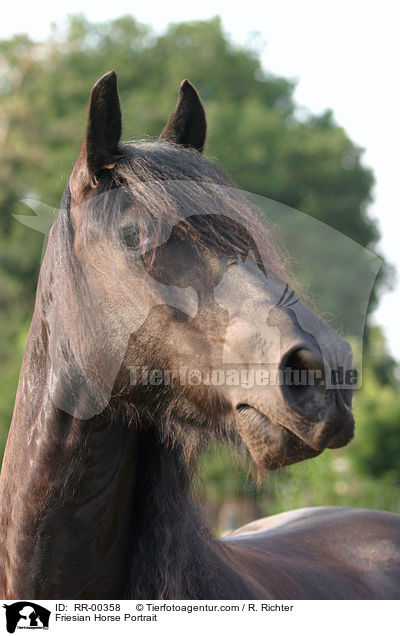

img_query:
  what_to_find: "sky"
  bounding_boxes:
[2,0,400,359]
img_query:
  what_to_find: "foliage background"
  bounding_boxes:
[0,14,399,530]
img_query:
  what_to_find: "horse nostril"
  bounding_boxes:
[280,347,327,421]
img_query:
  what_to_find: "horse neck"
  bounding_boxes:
[125,426,265,600]
[125,428,214,598]
[0,361,229,599]
[0,310,217,599]
[0,279,141,596]
[0,283,257,599]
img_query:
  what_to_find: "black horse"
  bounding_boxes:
[0,72,399,599]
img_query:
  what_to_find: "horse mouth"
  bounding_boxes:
[235,404,353,471]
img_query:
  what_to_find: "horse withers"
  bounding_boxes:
[0,72,399,599]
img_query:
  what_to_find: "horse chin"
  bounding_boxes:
[236,406,324,472]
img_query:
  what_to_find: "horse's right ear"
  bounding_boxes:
[70,71,122,201]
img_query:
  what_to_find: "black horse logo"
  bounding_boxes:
[3,602,50,633]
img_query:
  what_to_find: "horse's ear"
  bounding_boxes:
[70,71,122,199]
[85,71,122,172]
[160,80,207,152]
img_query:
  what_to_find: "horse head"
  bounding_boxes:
[45,71,354,473]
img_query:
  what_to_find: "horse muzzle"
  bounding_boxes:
[232,343,355,471]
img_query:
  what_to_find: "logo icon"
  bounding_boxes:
[3,603,50,633]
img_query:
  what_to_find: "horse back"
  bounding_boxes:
[222,507,400,599]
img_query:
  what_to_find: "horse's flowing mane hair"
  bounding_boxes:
[57,141,288,281]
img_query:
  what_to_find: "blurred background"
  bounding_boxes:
[1,4,399,532]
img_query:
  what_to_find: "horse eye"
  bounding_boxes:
[121,226,149,250]
[226,256,239,268]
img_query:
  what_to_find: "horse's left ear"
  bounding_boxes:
[160,80,207,152]
[70,71,122,200]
